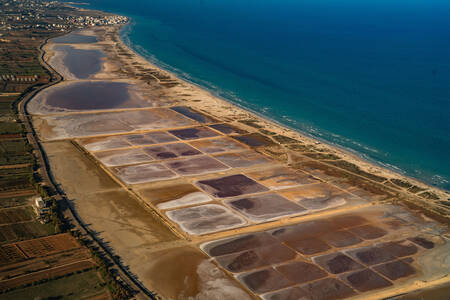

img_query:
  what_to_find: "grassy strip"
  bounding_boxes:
[0,196,29,209]
[0,269,107,300]
[0,122,22,135]
[74,233,133,299]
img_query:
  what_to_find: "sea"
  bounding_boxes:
[75,0,450,190]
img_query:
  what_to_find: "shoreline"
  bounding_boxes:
[117,22,449,194]
[112,24,449,209]
[28,15,450,299]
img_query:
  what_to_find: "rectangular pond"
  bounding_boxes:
[35,108,196,140]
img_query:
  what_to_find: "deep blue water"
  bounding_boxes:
[79,0,450,190]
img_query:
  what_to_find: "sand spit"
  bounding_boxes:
[28,25,449,299]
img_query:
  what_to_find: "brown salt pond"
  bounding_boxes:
[341,269,393,292]
[165,204,246,235]
[349,224,388,240]
[196,174,269,198]
[239,268,292,294]
[262,286,310,300]
[299,278,356,299]
[189,136,247,154]
[202,232,278,257]
[373,260,416,280]
[408,236,435,249]
[268,218,340,243]
[136,183,212,210]
[215,243,296,273]
[169,126,220,140]
[286,237,332,255]
[165,155,229,176]
[276,261,328,284]
[262,281,356,300]
[320,230,363,248]
[313,252,364,274]
[113,163,178,184]
[201,205,448,297]
[330,214,369,229]
[246,167,319,190]
[225,193,307,222]
[347,241,419,266]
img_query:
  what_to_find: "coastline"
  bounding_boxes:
[116,19,449,192]
[72,0,449,192]
[112,23,449,216]
[26,13,450,298]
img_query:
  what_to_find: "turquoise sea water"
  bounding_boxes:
[79,0,450,190]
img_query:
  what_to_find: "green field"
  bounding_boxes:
[0,102,12,113]
[0,196,29,209]
[0,269,107,300]
[0,173,33,192]
[0,219,54,244]
[0,139,33,166]
[0,122,22,135]
[0,206,33,224]
[0,167,32,177]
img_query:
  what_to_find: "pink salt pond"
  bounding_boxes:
[165,204,246,235]
[165,155,229,176]
[113,163,177,184]
[213,151,270,168]
[93,148,153,167]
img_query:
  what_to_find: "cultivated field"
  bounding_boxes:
[0,269,108,300]
[0,234,98,291]
[0,204,54,245]
[0,5,114,298]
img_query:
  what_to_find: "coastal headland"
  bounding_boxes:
[26,21,450,300]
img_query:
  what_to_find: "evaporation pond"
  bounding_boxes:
[54,45,104,79]
[44,81,132,110]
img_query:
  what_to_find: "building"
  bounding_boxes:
[32,195,50,223]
